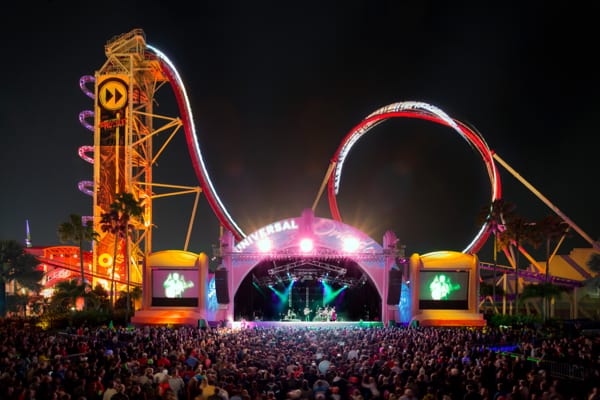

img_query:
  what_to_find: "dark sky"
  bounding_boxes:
[1,1,599,263]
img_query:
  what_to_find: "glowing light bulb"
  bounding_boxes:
[299,238,313,252]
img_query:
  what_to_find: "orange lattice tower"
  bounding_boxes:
[91,30,154,293]
[92,29,169,295]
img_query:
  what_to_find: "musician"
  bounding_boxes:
[285,308,296,321]
[315,307,322,321]
[331,306,337,322]
[303,306,311,321]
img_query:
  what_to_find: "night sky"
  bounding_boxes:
[1,1,599,264]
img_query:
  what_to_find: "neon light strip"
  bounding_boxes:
[78,180,94,196]
[327,101,501,254]
[146,45,246,240]
[79,75,95,99]
[78,145,94,164]
[78,75,95,230]
[78,110,94,132]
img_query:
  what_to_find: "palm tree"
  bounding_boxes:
[0,240,44,317]
[478,199,515,312]
[585,252,600,286]
[88,283,110,312]
[100,209,121,310]
[50,279,87,312]
[57,214,98,287]
[99,192,143,320]
[584,252,600,313]
[130,285,143,312]
[520,282,568,318]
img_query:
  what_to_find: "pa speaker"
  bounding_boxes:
[387,269,402,305]
[215,269,229,304]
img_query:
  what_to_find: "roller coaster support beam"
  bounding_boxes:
[493,152,600,252]
[312,160,337,213]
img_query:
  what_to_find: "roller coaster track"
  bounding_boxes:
[146,45,599,256]
[479,262,583,287]
[76,29,598,266]
[145,45,247,242]
[313,101,502,255]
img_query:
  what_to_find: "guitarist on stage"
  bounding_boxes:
[303,306,311,321]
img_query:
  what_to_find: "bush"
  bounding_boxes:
[38,309,127,330]
[486,313,543,328]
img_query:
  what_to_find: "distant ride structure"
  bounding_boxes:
[77,30,212,303]
[311,101,502,255]
[50,28,597,326]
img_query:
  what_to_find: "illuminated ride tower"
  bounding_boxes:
[91,31,157,298]
[83,30,205,313]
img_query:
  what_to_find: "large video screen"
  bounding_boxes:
[151,269,198,307]
[418,270,469,310]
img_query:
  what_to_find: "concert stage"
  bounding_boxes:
[240,320,385,329]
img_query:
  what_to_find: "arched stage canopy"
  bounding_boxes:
[211,209,407,324]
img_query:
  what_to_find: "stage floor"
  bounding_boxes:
[241,320,385,329]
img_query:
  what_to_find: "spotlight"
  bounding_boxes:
[342,236,360,252]
[299,238,313,252]
[257,238,273,252]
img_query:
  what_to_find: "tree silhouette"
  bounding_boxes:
[0,240,44,317]
[584,252,600,313]
[57,214,98,298]
[520,282,568,318]
[99,192,143,320]
[585,252,600,286]
[50,279,87,312]
[477,199,515,311]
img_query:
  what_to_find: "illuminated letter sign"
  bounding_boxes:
[235,219,299,251]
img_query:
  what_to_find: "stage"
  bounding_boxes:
[239,320,386,329]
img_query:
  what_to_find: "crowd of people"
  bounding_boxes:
[0,319,598,400]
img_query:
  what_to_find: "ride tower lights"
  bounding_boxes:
[92,30,163,302]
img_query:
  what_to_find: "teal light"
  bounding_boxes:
[252,281,267,297]
[269,279,296,303]
[321,280,346,304]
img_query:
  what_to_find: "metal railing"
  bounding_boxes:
[499,351,588,381]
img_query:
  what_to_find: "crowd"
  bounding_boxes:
[0,320,598,400]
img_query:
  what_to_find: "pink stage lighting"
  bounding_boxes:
[299,238,314,252]
[342,236,360,253]
[257,238,273,252]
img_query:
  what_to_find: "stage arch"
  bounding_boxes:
[208,209,407,325]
